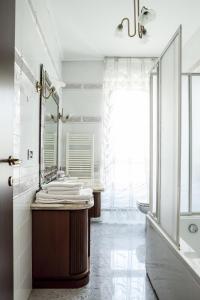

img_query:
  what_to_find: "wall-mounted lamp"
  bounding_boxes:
[45,113,58,123]
[116,0,156,39]
[36,81,56,100]
[50,114,58,123]
[58,109,70,123]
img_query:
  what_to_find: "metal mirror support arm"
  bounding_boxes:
[36,81,56,100]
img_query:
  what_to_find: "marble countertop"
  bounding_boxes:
[92,185,104,192]
[31,199,94,211]
[75,179,104,192]
[49,179,104,192]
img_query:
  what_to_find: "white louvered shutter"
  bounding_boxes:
[44,132,57,167]
[66,133,94,179]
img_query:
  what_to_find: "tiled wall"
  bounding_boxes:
[13,64,40,300]
[14,0,63,298]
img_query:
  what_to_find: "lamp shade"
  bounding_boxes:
[115,23,126,38]
[138,7,156,26]
[140,31,150,43]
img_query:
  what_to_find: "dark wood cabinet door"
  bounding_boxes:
[70,210,88,275]
[32,210,70,279]
[89,192,101,218]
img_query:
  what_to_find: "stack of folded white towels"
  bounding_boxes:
[35,180,93,204]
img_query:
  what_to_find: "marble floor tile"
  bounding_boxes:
[29,210,157,300]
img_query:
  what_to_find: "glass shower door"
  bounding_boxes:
[149,27,182,247]
[159,27,182,246]
[191,75,200,212]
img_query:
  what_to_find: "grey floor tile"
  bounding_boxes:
[30,210,157,300]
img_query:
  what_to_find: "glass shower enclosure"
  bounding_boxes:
[147,26,200,300]
[149,26,182,247]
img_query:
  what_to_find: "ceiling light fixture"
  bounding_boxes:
[116,0,156,39]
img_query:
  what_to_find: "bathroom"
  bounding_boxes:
[1,0,200,299]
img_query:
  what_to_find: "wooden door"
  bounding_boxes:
[0,1,15,299]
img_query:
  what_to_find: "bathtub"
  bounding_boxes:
[146,215,200,300]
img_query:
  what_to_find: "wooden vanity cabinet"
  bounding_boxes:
[89,191,101,218]
[32,209,90,288]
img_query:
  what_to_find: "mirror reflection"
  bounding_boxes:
[40,66,59,185]
[43,95,58,170]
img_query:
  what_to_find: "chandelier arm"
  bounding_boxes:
[137,0,142,38]
[137,0,140,18]
[132,0,137,37]
[121,17,136,38]
[118,0,147,38]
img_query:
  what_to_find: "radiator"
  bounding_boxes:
[66,133,94,179]
[44,132,57,167]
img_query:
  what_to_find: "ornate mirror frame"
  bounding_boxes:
[39,65,59,187]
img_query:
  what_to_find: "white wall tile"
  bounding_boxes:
[14,0,63,298]
[61,61,104,178]
[14,58,39,300]
[13,189,35,300]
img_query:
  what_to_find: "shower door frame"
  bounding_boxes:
[149,66,159,222]
[150,72,200,217]
[181,73,200,216]
[149,26,182,248]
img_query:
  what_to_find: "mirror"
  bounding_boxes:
[39,65,59,186]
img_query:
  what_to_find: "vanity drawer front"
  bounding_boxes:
[32,210,70,279]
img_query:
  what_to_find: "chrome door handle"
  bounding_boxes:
[0,156,21,166]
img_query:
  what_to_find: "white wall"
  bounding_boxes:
[183,26,200,72]
[61,61,104,179]
[14,1,62,299]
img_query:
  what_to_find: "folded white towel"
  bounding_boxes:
[64,177,78,181]
[46,182,83,189]
[46,186,81,192]
[35,199,90,204]
[47,190,80,195]
[36,188,93,201]
[35,198,92,204]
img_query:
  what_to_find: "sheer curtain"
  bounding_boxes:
[102,58,154,209]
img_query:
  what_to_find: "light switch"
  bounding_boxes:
[27,149,33,160]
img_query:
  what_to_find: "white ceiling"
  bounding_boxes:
[46,0,200,61]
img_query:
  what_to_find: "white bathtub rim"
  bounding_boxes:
[146,214,200,285]
[181,215,200,220]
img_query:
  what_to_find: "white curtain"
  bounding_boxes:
[102,58,154,209]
